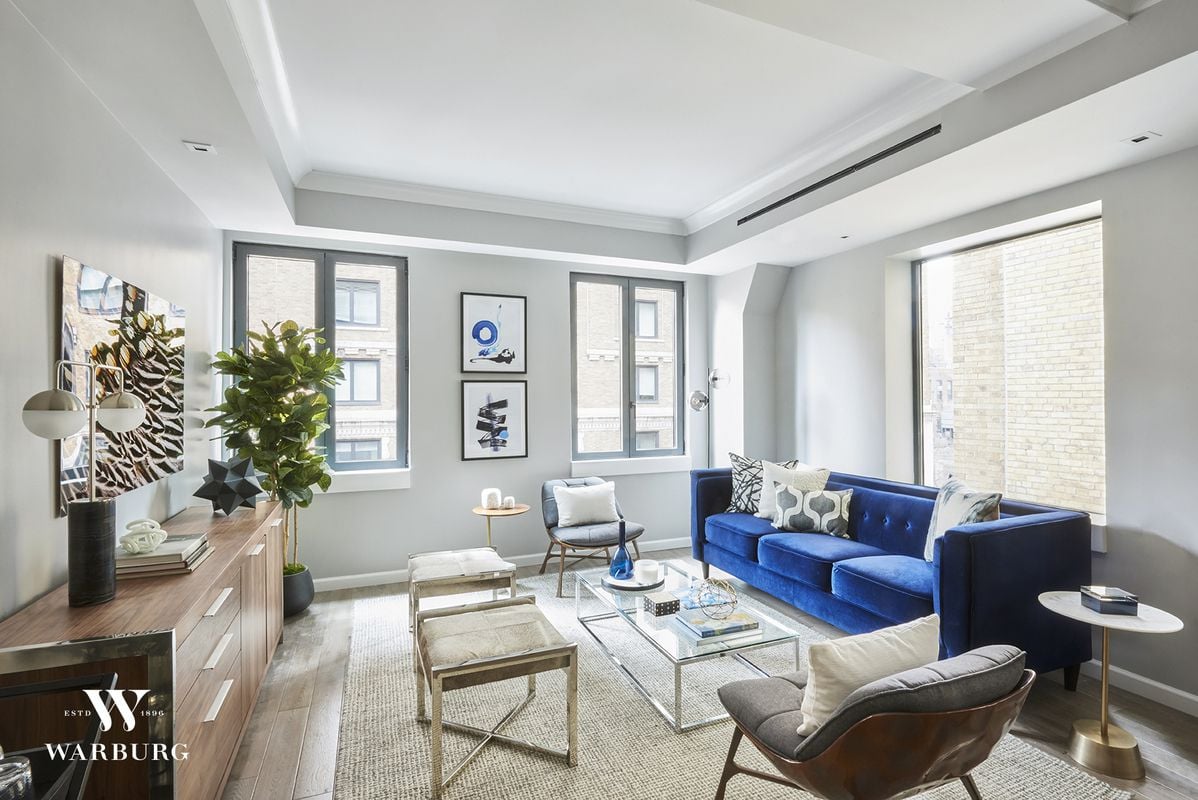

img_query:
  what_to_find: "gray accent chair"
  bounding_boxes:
[714,645,1034,800]
[540,477,645,597]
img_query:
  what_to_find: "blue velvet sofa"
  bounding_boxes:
[690,468,1092,679]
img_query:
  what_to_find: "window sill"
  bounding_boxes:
[324,467,411,494]
[571,455,691,478]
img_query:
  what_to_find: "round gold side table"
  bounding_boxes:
[1038,590,1183,780]
[471,504,530,549]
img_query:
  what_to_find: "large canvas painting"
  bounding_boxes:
[460,292,526,373]
[461,380,528,460]
[58,256,186,514]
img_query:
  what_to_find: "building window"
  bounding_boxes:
[916,218,1105,514]
[635,299,658,338]
[232,243,408,471]
[77,265,123,315]
[336,279,381,326]
[336,359,381,404]
[336,439,382,462]
[571,274,684,458]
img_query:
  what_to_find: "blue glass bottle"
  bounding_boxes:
[609,519,634,580]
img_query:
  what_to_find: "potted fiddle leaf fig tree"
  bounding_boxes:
[205,320,344,616]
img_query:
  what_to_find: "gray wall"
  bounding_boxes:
[0,3,222,619]
[775,145,1198,698]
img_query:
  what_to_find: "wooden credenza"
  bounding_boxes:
[0,502,284,800]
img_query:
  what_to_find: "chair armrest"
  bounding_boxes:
[934,511,1092,673]
[691,469,733,562]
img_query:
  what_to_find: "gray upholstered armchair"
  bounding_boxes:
[540,477,645,597]
[714,645,1035,800]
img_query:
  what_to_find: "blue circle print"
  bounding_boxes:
[472,319,498,346]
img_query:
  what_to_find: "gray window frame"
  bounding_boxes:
[232,242,409,472]
[337,358,382,405]
[335,278,382,326]
[336,438,383,462]
[569,273,685,460]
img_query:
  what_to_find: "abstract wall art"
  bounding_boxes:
[58,256,186,514]
[461,380,528,460]
[460,292,526,373]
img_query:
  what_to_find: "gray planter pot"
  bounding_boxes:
[283,566,315,617]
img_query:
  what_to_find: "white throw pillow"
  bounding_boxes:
[797,614,941,736]
[553,482,620,528]
[755,461,830,520]
[923,477,1002,561]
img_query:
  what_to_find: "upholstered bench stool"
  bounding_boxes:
[407,547,517,632]
[415,596,579,797]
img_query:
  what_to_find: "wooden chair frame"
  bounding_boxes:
[715,670,1036,800]
[538,538,641,597]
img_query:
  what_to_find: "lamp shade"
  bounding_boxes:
[22,389,87,439]
[97,392,147,433]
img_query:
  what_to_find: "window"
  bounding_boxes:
[78,265,123,315]
[571,274,684,458]
[336,279,380,326]
[915,218,1105,514]
[336,439,382,462]
[336,359,381,404]
[233,243,408,471]
[635,299,658,338]
[636,365,658,402]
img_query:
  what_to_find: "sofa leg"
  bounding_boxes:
[961,774,983,800]
[702,563,710,579]
[714,727,743,800]
[1063,663,1081,692]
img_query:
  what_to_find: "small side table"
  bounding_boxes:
[1039,590,1184,780]
[472,504,531,548]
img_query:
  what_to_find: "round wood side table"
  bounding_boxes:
[1038,590,1183,780]
[472,504,531,548]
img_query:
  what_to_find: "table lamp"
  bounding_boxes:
[22,359,146,606]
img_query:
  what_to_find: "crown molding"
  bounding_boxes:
[296,171,687,236]
[682,77,971,234]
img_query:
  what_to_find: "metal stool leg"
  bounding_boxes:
[430,678,444,798]
[566,651,579,766]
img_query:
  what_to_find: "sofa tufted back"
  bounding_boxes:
[827,481,935,559]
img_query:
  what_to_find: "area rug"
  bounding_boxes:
[333,568,1131,800]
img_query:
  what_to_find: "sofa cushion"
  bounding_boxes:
[831,555,934,623]
[704,513,777,561]
[833,484,934,559]
[717,670,808,757]
[758,534,889,591]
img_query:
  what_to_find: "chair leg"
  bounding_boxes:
[538,542,555,575]
[714,727,743,800]
[961,774,983,800]
[604,547,611,564]
[557,545,567,597]
[631,540,641,559]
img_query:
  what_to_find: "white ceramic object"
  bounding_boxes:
[120,518,167,554]
[480,488,502,510]
[634,559,661,584]
[502,495,516,509]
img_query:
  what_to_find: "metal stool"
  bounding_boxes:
[407,547,517,632]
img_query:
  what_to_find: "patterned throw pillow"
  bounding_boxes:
[755,461,831,521]
[774,487,853,538]
[923,477,1002,561]
[726,453,798,514]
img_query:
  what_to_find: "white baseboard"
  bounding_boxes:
[1073,659,1198,718]
[311,536,694,593]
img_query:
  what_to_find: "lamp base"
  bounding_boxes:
[68,499,116,607]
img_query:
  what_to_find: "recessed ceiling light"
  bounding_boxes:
[1122,131,1162,145]
[182,140,216,154]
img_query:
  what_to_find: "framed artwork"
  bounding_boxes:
[59,255,186,515]
[461,380,528,460]
[460,292,526,373]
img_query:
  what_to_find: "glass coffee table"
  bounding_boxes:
[575,561,801,732]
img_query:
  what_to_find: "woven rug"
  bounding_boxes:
[333,567,1131,800]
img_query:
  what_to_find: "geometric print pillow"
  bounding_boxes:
[726,453,799,514]
[774,487,853,538]
[923,476,1001,561]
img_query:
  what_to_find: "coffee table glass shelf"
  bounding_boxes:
[576,561,801,732]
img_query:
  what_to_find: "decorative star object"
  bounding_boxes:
[194,456,264,515]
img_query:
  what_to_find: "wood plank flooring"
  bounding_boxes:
[222,548,1198,800]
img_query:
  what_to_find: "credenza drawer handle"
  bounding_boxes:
[203,679,234,723]
[203,633,234,671]
[248,543,265,556]
[270,518,283,529]
[205,587,234,618]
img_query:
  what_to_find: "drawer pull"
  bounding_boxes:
[205,587,234,618]
[203,633,234,671]
[270,518,283,529]
[204,679,234,723]
[249,543,265,556]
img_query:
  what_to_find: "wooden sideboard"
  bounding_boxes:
[0,502,284,800]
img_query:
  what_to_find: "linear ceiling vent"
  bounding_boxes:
[737,124,942,227]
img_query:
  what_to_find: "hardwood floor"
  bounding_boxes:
[222,548,1198,800]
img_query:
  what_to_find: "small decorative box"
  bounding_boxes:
[1081,585,1139,616]
[644,591,680,617]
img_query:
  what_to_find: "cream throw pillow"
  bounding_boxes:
[755,461,830,521]
[552,482,620,528]
[797,614,941,736]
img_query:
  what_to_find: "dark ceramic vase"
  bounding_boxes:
[67,499,116,607]
[283,567,314,617]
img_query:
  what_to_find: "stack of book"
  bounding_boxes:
[116,532,212,580]
[1081,585,1139,616]
[675,608,760,642]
